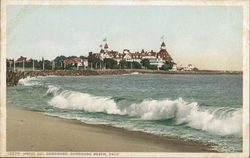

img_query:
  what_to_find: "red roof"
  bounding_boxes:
[158,49,173,61]
[113,53,124,59]
[15,56,27,63]
[63,58,82,64]
[95,42,174,61]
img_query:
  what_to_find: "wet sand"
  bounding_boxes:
[7,104,216,152]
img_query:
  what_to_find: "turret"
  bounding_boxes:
[160,42,166,50]
[104,43,109,50]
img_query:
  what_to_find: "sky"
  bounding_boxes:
[7,5,243,70]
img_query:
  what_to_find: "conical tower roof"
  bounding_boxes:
[161,42,166,47]
[104,43,109,49]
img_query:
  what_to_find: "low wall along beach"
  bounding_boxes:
[6,69,242,86]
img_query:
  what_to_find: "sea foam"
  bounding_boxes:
[47,86,242,136]
[47,86,122,115]
[18,76,40,86]
[122,72,140,75]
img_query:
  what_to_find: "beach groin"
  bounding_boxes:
[6,69,242,86]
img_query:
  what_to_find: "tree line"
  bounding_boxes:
[7,55,174,71]
[88,55,173,70]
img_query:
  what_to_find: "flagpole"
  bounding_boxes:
[42,57,45,71]
[22,60,24,71]
[161,35,165,42]
[33,59,35,71]
[13,59,15,71]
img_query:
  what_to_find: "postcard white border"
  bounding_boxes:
[0,0,249,157]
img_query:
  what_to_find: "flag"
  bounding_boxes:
[99,44,103,48]
[161,35,164,39]
[103,38,107,42]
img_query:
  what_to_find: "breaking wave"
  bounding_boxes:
[122,72,140,75]
[18,76,41,86]
[47,86,122,115]
[46,85,242,136]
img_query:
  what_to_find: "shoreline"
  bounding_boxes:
[7,104,217,152]
[7,69,243,86]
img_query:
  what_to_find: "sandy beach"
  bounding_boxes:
[7,104,215,152]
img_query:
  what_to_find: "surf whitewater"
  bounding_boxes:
[9,74,243,152]
[46,85,242,137]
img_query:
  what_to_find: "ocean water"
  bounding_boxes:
[7,73,243,152]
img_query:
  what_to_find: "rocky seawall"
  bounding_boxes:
[6,69,242,86]
[6,70,130,86]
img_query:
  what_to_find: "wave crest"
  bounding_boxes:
[18,76,40,86]
[47,87,122,115]
[47,86,242,136]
